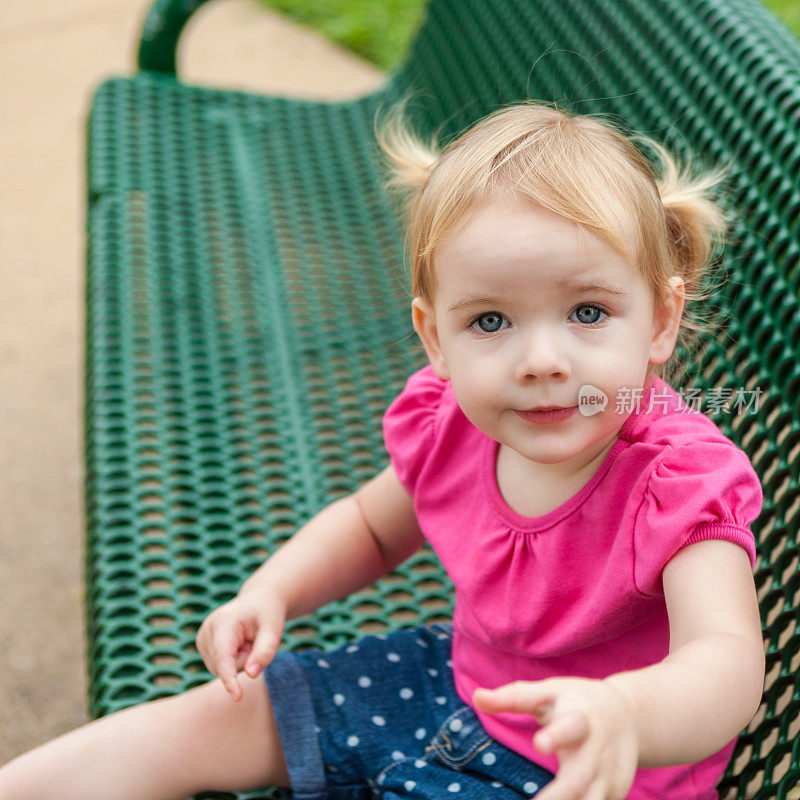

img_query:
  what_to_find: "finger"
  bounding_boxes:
[195,632,213,674]
[236,640,254,671]
[217,655,243,701]
[473,681,555,715]
[213,622,244,665]
[535,710,590,754]
[197,625,222,677]
[195,620,212,662]
[214,628,246,700]
[245,629,281,677]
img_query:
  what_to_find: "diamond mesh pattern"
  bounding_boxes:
[86,1,800,797]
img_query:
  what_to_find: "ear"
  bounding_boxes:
[411,297,451,380]
[649,276,686,366]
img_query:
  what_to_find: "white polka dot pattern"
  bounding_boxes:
[291,623,535,796]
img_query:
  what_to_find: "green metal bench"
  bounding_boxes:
[84,0,800,797]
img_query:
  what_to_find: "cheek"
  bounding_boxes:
[459,355,504,386]
[446,344,495,378]
[584,336,650,372]
[450,369,498,413]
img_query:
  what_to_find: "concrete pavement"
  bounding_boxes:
[0,0,383,762]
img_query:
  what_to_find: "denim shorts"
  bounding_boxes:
[263,622,555,800]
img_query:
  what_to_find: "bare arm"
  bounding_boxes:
[239,464,425,620]
[605,538,765,767]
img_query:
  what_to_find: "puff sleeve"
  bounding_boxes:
[382,365,446,496]
[633,440,763,596]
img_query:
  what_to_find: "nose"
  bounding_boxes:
[515,326,570,382]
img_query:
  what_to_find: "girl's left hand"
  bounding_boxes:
[473,677,639,800]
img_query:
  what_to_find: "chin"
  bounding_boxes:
[513,442,583,464]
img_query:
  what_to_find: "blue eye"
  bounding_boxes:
[572,305,608,325]
[470,312,509,334]
[468,306,609,333]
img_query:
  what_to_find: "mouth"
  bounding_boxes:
[525,405,571,412]
[516,405,578,424]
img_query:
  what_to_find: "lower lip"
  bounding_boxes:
[516,406,578,424]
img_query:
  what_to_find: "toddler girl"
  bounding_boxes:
[0,100,764,800]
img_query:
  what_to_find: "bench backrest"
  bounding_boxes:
[86,0,800,796]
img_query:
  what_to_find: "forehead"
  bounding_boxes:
[433,199,636,293]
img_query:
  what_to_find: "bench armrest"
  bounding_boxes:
[137,0,215,75]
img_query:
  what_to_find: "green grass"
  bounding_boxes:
[765,0,800,32]
[254,0,428,71]
[253,0,800,71]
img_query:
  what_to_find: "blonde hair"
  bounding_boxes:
[374,98,732,386]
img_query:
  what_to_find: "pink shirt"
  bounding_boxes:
[382,365,763,800]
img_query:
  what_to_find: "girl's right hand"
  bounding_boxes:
[196,592,287,701]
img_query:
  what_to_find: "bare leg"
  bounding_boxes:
[0,672,291,800]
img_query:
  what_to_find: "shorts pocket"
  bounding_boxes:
[426,705,493,769]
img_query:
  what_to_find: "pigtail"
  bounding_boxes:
[632,135,735,385]
[374,98,444,300]
[639,137,732,293]
[374,98,440,215]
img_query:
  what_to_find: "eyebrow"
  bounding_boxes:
[447,280,630,313]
